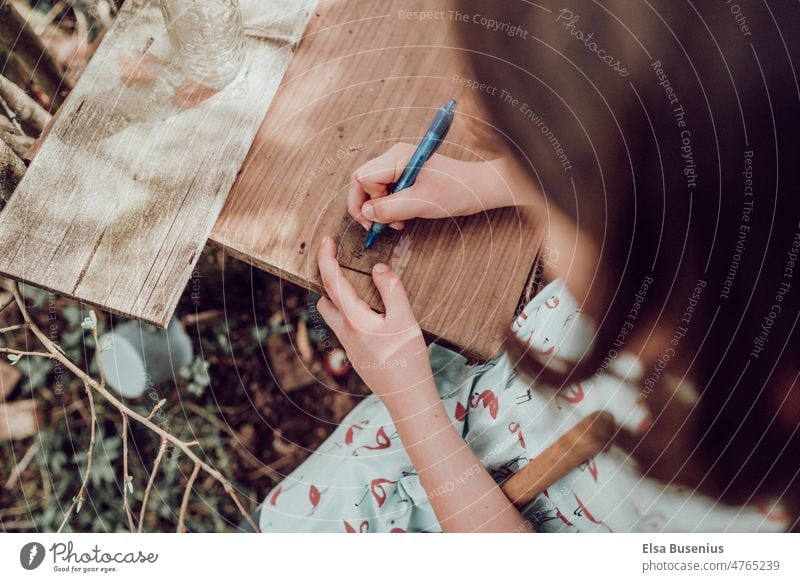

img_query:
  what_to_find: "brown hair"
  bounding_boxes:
[456,0,800,521]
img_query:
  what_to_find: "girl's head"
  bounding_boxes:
[457,0,800,516]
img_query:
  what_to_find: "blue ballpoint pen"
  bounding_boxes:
[364,98,457,249]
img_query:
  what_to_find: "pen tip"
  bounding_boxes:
[444,99,456,112]
[364,231,377,249]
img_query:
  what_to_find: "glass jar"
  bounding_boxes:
[159,0,245,90]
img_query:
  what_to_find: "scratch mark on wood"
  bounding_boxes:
[72,228,107,294]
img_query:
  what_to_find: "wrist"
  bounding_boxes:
[485,156,543,209]
[379,376,441,422]
[473,158,511,210]
[476,157,521,210]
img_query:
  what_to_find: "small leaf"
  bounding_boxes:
[125,475,134,494]
[6,353,21,365]
[80,310,98,330]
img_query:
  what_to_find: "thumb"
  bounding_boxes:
[362,190,429,224]
[372,263,414,320]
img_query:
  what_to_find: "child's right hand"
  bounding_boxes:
[348,144,518,231]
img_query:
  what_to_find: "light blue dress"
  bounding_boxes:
[258,280,788,533]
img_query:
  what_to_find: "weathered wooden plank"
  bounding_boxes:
[211,0,543,361]
[0,0,315,327]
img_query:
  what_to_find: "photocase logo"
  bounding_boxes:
[19,542,46,570]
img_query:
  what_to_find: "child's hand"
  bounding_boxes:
[348,144,516,231]
[316,236,436,413]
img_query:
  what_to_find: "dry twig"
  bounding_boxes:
[1,129,35,158]
[137,437,167,533]
[121,412,135,532]
[4,282,260,532]
[0,137,26,201]
[0,74,51,133]
[57,379,97,532]
[177,462,201,533]
[3,441,40,490]
[0,2,70,108]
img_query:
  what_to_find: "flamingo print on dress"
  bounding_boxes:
[344,519,369,533]
[308,484,322,515]
[256,278,788,533]
[579,458,599,482]
[344,424,364,445]
[508,421,527,449]
[269,486,282,506]
[544,489,575,528]
[555,382,584,409]
[470,389,499,419]
[574,493,613,532]
[353,426,393,456]
[455,389,500,421]
[369,478,398,508]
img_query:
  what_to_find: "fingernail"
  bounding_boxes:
[321,235,331,245]
[389,222,402,230]
[362,205,375,220]
[373,263,388,273]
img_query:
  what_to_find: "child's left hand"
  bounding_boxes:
[315,236,437,414]
[316,237,533,533]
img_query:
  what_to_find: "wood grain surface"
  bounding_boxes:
[0,0,315,327]
[211,0,543,361]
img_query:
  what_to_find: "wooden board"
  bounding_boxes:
[0,0,315,327]
[211,0,543,361]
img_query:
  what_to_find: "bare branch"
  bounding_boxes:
[0,292,14,314]
[145,399,167,421]
[57,380,97,533]
[0,346,58,360]
[0,323,28,334]
[177,462,201,533]
[0,75,53,132]
[121,412,135,532]
[137,437,167,533]
[8,282,261,532]
[3,441,40,490]
[1,130,34,158]
[0,2,70,109]
[1,137,25,202]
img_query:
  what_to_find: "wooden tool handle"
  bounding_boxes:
[500,411,617,507]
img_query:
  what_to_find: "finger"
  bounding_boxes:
[347,180,370,230]
[362,191,428,225]
[315,296,344,333]
[371,263,414,321]
[317,236,372,319]
[352,143,415,201]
